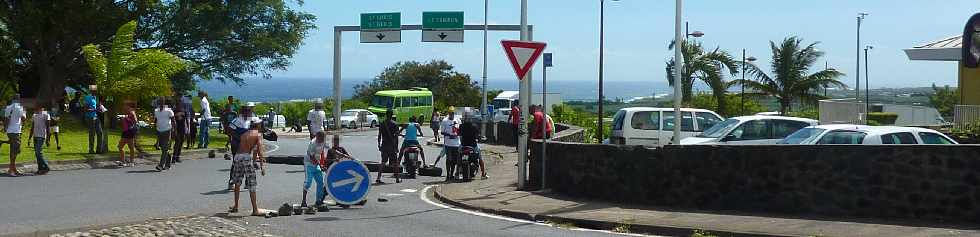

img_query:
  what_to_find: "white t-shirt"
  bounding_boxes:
[304,139,329,166]
[4,103,25,134]
[200,97,211,120]
[32,112,50,138]
[307,109,326,132]
[231,116,262,131]
[440,117,461,147]
[154,107,175,132]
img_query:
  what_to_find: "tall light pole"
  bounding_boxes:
[597,0,619,142]
[672,0,684,144]
[865,45,873,121]
[856,13,868,101]
[740,49,756,115]
[481,0,489,137]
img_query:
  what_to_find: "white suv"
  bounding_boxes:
[779,125,958,145]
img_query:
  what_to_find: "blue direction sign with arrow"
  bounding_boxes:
[325,160,372,205]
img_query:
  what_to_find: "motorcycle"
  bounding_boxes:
[401,145,423,178]
[458,146,480,181]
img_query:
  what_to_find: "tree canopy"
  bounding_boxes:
[353,60,483,112]
[82,21,186,102]
[665,40,739,115]
[0,0,316,104]
[735,37,846,114]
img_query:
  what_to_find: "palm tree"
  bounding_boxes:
[82,20,186,102]
[665,41,738,115]
[734,37,846,114]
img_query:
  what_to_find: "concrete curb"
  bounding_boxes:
[431,186,798,237]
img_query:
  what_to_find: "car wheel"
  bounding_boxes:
[370,120,377,128]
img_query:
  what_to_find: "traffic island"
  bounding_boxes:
[432,144,980,237]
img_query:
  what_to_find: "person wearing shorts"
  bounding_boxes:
[4,94,26,176]
[47,105,61,150]
[229,121,265,216]
[117,105,138,167]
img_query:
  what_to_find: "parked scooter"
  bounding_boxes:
[458,146,480,181]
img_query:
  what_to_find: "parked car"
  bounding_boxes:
[608,107,724,146]
[338,109,379,128]
[680,116,818,145]
[778,125,959,145]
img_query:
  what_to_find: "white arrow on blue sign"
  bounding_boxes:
[325,160,372,205]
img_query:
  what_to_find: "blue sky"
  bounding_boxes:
[275,0,977,91]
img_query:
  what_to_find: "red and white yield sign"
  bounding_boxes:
[501,40,547,80]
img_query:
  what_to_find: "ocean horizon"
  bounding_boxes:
[197,77,675,103]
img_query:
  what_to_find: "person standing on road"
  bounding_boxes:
[4,94,26,176]
[307,102,326,139]
[430,111,441,142]
[153,97,176,171]
[29,106,51,175]
[117,104,138,167]
[182,94,195,149]
[376,109,399,184]
[198,91,211,149]
[172,95,191,164]
[440,108,462,181]
[301,131,328,208]
[460,113,487,180]
[509,103,521,151]
[221,103,236,150]
[228,103,261,189]
[83,90,104,154]
[229,121,266,216]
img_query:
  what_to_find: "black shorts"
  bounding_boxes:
[7,133,20,154]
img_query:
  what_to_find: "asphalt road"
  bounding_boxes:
[0,130,637,237]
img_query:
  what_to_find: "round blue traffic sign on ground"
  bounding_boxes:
[325,160,372,205]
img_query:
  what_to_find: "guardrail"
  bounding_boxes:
[954,105,980,127]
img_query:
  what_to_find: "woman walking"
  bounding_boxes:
[117,105,138,167]
[430,111,441,142]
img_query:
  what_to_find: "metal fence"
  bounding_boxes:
[819,99,866,125]
[955,105,980,127]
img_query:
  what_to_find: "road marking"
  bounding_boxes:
[382,193,405,197]
[266,143,280,154]
[419,185,657,237]
[400,189,417,193]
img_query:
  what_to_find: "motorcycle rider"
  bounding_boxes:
[397,116,426,169]
[460,111,487,180]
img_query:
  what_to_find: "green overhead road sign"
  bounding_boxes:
[423,12,464,30]
[361,12,401,43]
[422,11,464,43]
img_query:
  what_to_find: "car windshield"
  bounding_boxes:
[779,128,826,144]
[342,111,356,117]
[698,119,740,138]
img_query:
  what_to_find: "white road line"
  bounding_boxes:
[266,143,280,154]
[400,189,418,193]
[419,185,657,237]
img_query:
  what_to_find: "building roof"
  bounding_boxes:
[905,35,962,61]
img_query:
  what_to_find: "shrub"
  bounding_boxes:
[867,112,898,125]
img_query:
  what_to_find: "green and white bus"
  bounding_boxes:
[368,88,434,124]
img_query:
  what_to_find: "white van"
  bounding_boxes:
[680,116,818,145]
[609,107,724,147]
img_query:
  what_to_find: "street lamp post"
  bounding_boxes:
[481,0,489,138]
[686,21,704,39]
[865,45,873,121]
[856,13,868,101]
[741,49,756,115]
[597,0,620,142]
[672,0,684,145]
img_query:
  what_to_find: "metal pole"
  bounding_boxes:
[855,14,865,101]
[333,28,342,133]
[825,61,829,97]
[865,46,871,120]
[597,0,605,143]
[541,61,548,190]
[517,0,529,191]
[481,0,489,139]
[685,21,689,39]
[741,49,746,115]
[672,0,684,144]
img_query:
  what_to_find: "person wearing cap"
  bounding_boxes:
[3,94,26,176]
[307,101,326,139]
[439,106,462,181]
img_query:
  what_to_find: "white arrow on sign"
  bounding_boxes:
[331,170,365,192]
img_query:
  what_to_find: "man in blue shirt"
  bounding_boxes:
[83,91,104,154]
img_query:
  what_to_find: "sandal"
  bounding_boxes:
[228,207,239,213]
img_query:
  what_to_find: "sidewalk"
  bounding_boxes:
[433,144,980,237]
[3,147,221,175]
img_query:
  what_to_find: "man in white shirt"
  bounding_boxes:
[153,97,175,171]
[439,108,462,181]
[306,102,326,139]
[4,94,26,176]
[198,91,211,149]
[29,106,51,175]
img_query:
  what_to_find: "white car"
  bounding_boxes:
[609,107,724,146]
[778,125,959,145]
[339,109,379,128]
[680,116,818,145]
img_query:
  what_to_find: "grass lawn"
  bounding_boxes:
[0,115,229,164]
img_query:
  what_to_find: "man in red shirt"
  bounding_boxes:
[509,103,521,150]
[530,105,552,140]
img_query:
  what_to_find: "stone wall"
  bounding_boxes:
[485,122,584,145]
[541,143,980,222]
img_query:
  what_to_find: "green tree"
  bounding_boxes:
[81,21,186,103]
[691,93,765,117]
[353,60,483,111]
[929,84,960,117]
[735,37,846,114]
[0,0,315,103]
[665,41,739,115]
